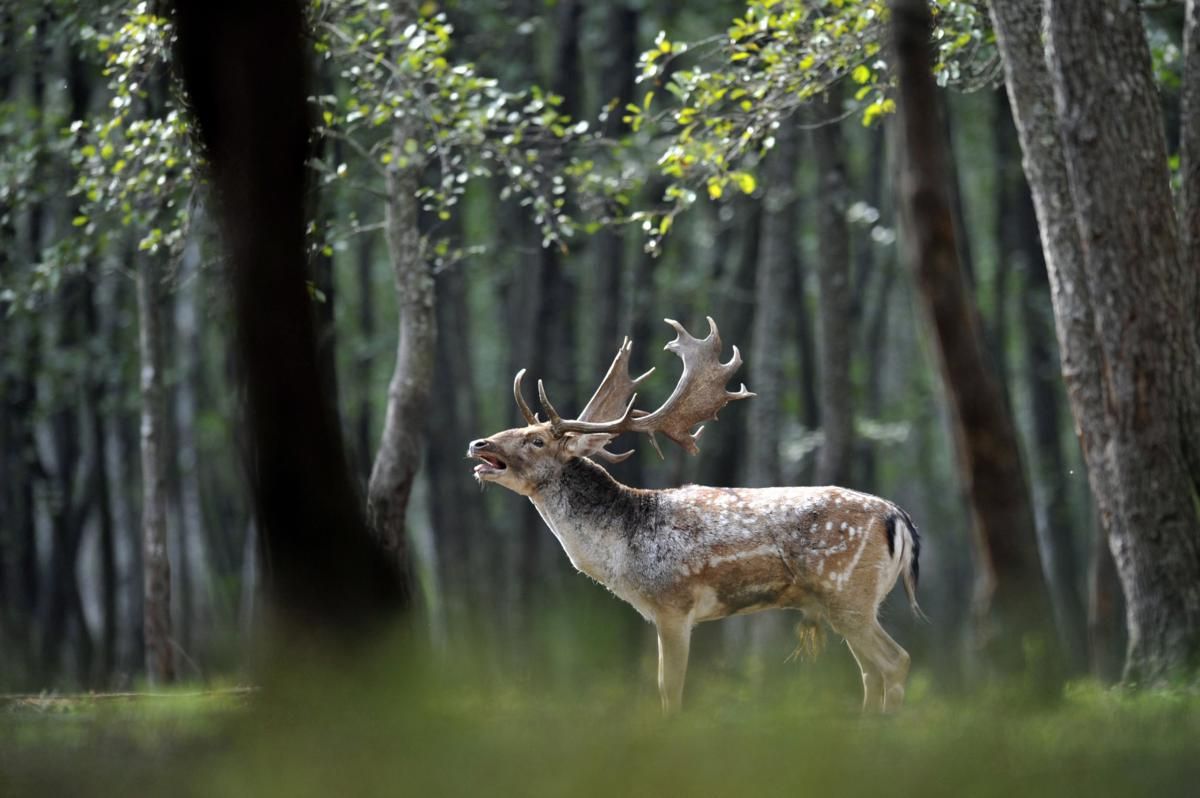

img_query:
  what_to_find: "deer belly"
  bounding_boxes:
[683,548,797,622]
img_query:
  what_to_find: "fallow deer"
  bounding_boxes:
[468,317,924,713]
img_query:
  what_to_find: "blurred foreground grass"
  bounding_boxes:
[3,634,1199,798]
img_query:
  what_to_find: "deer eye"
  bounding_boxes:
[530,437,544,448]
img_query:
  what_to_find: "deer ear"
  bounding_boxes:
[563,432,617,458]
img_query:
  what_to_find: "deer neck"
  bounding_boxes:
[529,457,651,586]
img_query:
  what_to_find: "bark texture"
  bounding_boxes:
[891,0,1056,674]
[813,88,854,487]
[1182,0,1200,286]
[1044,0,1200,681]
[137,260,175,684]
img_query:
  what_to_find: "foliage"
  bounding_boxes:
[311,0,605,251]
[71,3,196,261]
[629,0,996,252]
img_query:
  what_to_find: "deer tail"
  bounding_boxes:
[891,509,930,624]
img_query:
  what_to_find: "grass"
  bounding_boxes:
[3,637,1199,798]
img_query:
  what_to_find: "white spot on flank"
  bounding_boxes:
[826,521,833,531]
[832,517,875,591]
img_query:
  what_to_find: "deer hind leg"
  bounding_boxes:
[869,621,911,711]
[655,615,693,715]
[844,635,885,712]
[845,621,911,713]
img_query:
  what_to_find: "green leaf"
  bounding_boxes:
[72,216,89,227]
[852,65,871,84]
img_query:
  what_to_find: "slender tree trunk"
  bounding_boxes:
[84,262,118,686]
[991,91,1015,390]
[428,262,481,632]
[368,138,433,579]
[592,3,638,377]
[1044,0,1200,681]
[137,259,175,684]
[172,235,211,661]
[745,122,797,487]
[700,199,760,488]
[813,89,854,487]
[860,255,896,493]
[534,0,582,412]
[891,0,1058,677]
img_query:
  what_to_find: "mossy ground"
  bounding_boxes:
[3,637,1199,798]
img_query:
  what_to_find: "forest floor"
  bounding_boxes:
[3,649,1199,797]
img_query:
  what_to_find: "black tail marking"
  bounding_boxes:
[897,507,921,588]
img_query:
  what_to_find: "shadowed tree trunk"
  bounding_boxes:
[745,122,798,488]
[137,259,175,684]
[0,8,47,685]
[172,0,407,637]
[813,88,854,487]
[1042,0,1200,681]
[355,229,376,483]
[891,0,1058,678]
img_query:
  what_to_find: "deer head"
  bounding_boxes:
[468,317,754,496]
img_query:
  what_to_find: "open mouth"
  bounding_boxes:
[472,452,507,477]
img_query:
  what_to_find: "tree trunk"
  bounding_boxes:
[1003,97,1088,671]
[1043,0,1200,681]
[813,89,854,487]
[745,122,797,487]
[171,234,212,662]
[172,0,407,636]
[1089,523,1126,683]
[700,199,760,489]
[427,262,482,632]
[368,137,433,579]
[84,262,118,686]
[1181,0,1200,286]
[891,0,1057,677]
[137,259,175,685]
[355,230,376,483]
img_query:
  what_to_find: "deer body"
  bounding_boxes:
[470,318,923,713]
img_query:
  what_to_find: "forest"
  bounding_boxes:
[2,0,1200,795]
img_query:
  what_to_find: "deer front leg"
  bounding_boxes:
[655,614,692,715]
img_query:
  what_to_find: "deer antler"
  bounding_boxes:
[533,317,754,457]
[513,368,538,425]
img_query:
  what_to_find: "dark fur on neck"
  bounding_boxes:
[542,457,658,539]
